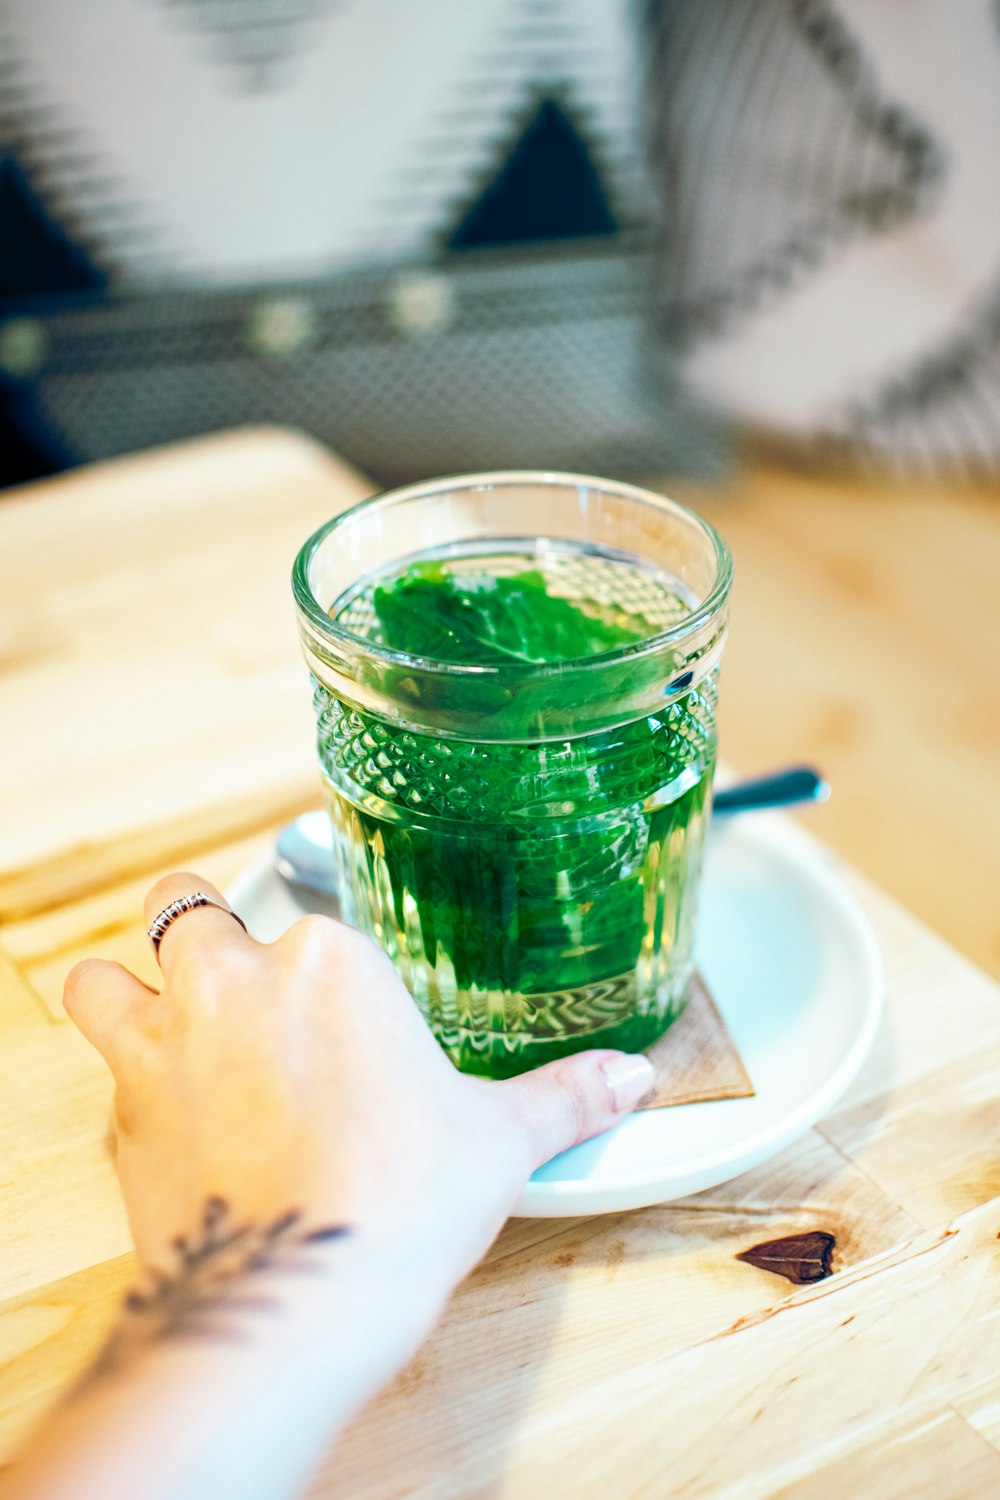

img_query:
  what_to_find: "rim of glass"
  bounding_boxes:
[292,470,733,679]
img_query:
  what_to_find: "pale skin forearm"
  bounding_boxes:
[3,1224,447,1500]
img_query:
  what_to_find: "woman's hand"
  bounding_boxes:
[65,871,655,1302]
[1,872,654,1500]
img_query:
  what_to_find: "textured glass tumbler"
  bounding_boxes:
[293,472,732,1079]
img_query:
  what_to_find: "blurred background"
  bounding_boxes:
[0,0,716,485]
[1,0,998,973]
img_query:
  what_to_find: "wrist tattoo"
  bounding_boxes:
[87,1198,351,1380]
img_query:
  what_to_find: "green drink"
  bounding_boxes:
[294,474,731,1079]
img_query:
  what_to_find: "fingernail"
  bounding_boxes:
[599,1053,656,1113]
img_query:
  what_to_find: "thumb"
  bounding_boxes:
[499,1049,655,1171]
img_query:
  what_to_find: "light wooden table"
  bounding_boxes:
[1,429,999,1498]
[673,458,1000,983]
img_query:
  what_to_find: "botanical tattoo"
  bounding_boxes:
[86,1197,351,1381]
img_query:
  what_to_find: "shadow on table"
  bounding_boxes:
[307,1215,575,1499]
[304,1010,897,1498]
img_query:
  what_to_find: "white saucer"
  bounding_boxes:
[228,816,882,1218]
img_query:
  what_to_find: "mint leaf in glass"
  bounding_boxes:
[373,560,656,665]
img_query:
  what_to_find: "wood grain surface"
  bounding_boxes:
[672,460,1000,981]
[1,429,998,1498]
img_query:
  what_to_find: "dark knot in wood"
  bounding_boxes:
[736,1231,836,1285]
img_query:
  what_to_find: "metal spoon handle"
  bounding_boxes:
[712,765,829,817]
[275,766,829,904]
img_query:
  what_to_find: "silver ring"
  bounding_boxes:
[147,891,248,959]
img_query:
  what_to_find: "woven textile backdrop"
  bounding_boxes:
[0,0,718,486]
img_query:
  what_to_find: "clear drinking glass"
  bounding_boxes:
[293,472,732,1079]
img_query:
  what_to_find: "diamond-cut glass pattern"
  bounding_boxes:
[313,668,718,1077]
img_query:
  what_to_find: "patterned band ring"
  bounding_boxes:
[147,891,249,959]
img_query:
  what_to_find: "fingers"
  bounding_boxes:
[63,958,153,1065]
[143,871,251,978]
[499,1050,656,1171]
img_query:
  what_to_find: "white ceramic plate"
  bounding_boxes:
[228,816,882,1217]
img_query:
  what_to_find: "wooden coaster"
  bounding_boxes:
[637,971,755,1110]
